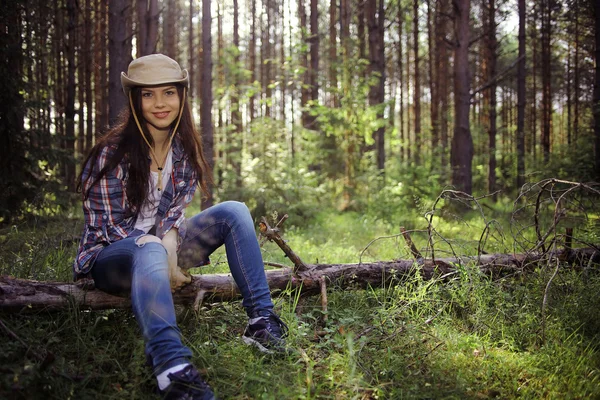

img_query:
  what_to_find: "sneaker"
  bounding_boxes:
[242,309,289,354]
[161,364,216,400]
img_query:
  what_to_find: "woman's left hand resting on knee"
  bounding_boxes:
[163,229,191,292]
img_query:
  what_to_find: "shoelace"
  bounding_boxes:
[167,365,210,392]
[261,310,289,339]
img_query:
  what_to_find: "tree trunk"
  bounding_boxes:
[437,0,449,179]
[108,0,129,125]
[366,0,385,171]
[263,0,272,118]
[486,0,497,199]
[162,0,179,59]
[2,247,598,312]
[540,0,552,163]
[428,0,438,170]
[137,0,159,56]
[516,0,526,189]
[329,0,337,108]
[201,0,214,209]
[0,0,25,223]
[249,0,256,122]
[231,0,242,187]
[188,0,195,100]
[298,0,309,127]
[84,0,93,153]
[451,0,474,194]
[573,0,580,142]
[412,0,421,166]
[308,0,319,126]
[397,3,404,164]
[595,0,600,179]
[405,25,412,162]
[65,0,77,191]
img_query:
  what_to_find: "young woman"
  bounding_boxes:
[74,54,287,400]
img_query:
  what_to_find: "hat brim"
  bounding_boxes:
[121,69,189,94]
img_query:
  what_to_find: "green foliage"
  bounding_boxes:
[2,205,600,399]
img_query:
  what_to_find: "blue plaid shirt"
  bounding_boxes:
[73,137,198,280]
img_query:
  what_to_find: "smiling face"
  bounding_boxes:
[140,85,181,135]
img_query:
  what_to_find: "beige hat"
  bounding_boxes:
[121,53,189,94]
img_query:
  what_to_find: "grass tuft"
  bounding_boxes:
[1,207,599,399]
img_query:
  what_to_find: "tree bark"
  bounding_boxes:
[540,0,552,163]
[366,0,385,171]
[65,0,77,191]
[231,0,242,187]
[137,0,159,56]
[451,0,474,194]
[437,0,449,179]
[516,0,526,189]
[486,0,497,199]
[594,0,600,179]
[412,0,421,166]
[397,3,404,164]
[2,248,598,312]
[428,0,438,169]
[200,0,214,209]
[108,0,130,125]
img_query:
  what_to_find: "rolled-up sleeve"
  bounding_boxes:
[74,146,137,277]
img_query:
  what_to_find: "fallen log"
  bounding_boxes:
[1,247,598,312]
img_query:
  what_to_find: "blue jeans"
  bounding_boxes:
[92,201,274,374]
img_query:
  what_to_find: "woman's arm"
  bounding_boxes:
[162,228,191,291]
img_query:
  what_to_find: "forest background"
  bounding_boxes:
[1,0,600,399]
[0,0,599,220]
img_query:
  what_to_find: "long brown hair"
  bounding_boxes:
[77,85,211,217]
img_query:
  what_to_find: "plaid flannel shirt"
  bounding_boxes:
[73,137,198,280]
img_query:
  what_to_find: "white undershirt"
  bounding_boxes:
[134,149,173,233]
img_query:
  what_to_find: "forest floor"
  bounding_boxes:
[1,201,599,399]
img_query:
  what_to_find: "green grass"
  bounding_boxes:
[1,206,600,399]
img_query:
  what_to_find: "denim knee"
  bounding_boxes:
[132,241,168,274]
[219,201,253,225]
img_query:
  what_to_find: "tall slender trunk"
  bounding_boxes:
[594,0,600,179]
[299,0,309,127]
[412,0,421,165]
[94,0,107,134]
[405,25,411,162]
[188,0,195,100]
[450,0,473,194]
[137,0,159,56]
[249,0,256,122]
[65,0,77,190]
[573,0,580,141]
[264,0,272,118]
[529,10,537,160]
[163,0,178,58]
[567,40,572,146]
[231,0,242,186]
[540,0,552,163]
[201,0,214,208]
[516,0,526,189]
[309,0,319,124]
[108,0,130,125]
[486,0,497,199]
[437,0,449,179]
[329,0,337,107]
[84,0,93,153]
[428,0,438,170]
[397,2,404,163]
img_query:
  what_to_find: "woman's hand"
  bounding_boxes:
[162,229,191,292]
